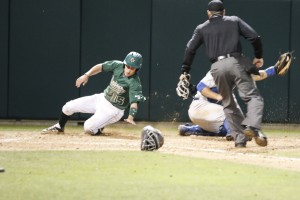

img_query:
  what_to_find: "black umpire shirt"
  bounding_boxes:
[182,15,263,68]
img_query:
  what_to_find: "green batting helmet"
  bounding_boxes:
[123,51,143,69]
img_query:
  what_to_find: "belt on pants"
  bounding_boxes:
[211,53,241,63]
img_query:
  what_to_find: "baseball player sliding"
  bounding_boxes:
[178,62,291,140]
[42,52,145,135]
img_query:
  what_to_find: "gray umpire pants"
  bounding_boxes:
[210,56,264,144]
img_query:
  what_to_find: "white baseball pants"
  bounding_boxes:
[62,93,124,134]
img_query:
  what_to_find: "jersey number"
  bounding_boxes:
[111,94,125,105]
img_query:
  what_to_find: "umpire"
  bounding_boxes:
[180,0,267,147]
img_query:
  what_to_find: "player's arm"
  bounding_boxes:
[197,81,223,102]
[124,103,138,125]
[75,64,103,88]
[201,87,223,102]
[251,66,276,81]
[124,82,145,125]
[251,71,267,81]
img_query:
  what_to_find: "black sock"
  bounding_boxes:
[58,112,70,130]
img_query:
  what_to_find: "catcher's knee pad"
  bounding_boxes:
[141,125,164,151]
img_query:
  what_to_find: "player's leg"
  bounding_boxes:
[218,119,233,140]
[42,94,99,134]
[187,99,225,133]
[84,93,124,135]
[179,99,224,136]
[178,123,208,136]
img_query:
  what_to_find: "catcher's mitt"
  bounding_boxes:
[275,52,293,76]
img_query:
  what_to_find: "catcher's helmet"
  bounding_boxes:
[123,51,143,70]
[141,125,164,151]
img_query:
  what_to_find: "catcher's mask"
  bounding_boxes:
[141,125,164,151]
[176,74,191,100]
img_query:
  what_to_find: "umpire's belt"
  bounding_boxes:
[211,53,241,63]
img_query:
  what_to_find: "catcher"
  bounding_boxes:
[177,52,293,143]
[42,51,145,135]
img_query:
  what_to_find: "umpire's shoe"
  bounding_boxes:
[235,142,246,148]
[225,134,234,141]
[41,123,64,134]
[243,126,268,147]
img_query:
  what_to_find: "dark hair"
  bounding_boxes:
[208,0,224,12]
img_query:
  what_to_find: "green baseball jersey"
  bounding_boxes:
[102,60,145,110]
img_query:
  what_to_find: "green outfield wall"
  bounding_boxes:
[0,0,299,123]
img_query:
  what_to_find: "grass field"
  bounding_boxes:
[1,123,300,200]
[1,151,300,200]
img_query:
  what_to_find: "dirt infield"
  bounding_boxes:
[1,121,300,171]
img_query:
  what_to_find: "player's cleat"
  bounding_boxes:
[92,127,104,136]
[243,126,268,147]
[85,127,104,136]
[178,124,203,136]
[41,124,64,134]
[178,125,192,136]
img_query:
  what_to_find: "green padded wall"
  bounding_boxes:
[8,0,81,119]
[150,0,293,122]
[226,0,291,122]
[1,0,299,123]
[289,0,300,123]
[0,0,9,117]
[80,0,151,120]
[150,0,210,121]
